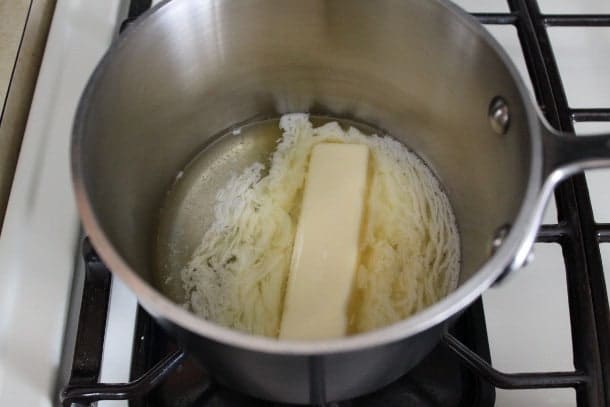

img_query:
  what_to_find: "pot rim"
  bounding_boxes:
[71,0,544,355]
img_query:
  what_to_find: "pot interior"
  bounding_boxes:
[75,0,533,323]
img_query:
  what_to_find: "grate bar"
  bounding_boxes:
[506,0,609,405]
[544,15,610,27]
[120,0,152,32]
[67,239,112,386]
[571,108,610,123]
[598,224,610,243]
[443,334,588,389]
[537,224,570,243]
[61,350,186,406]
[473,13,519,25]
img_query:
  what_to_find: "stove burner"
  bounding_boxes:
[127,301,494,407]
[58,0,610,405]
[61,239,495,407]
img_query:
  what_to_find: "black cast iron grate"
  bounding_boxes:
[59,0,610,406]
[60,238,495,407]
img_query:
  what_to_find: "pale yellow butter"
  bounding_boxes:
[279,142,369,340]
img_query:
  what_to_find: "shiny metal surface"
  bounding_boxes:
[488,96,510,135]
[490,224,511,255]
[157,313,448,403]
[71,0,610,403]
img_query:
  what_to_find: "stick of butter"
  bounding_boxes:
[279,142,369,340]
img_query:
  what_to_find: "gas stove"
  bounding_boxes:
[0,1,609,406]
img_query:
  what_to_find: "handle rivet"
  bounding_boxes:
[491,224,511,255]
[489,96,510,135]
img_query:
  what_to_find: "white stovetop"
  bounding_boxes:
[0,1,608,406]
[0,1,125,406]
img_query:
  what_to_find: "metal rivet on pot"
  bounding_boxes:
[491,224,511,255]
[489,96,510,135]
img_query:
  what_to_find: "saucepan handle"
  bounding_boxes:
[542,123,610,182]
[500,121,610,279]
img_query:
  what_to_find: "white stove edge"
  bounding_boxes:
[0,1,124,406]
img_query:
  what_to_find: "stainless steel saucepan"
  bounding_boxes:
[71,0,610,403]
